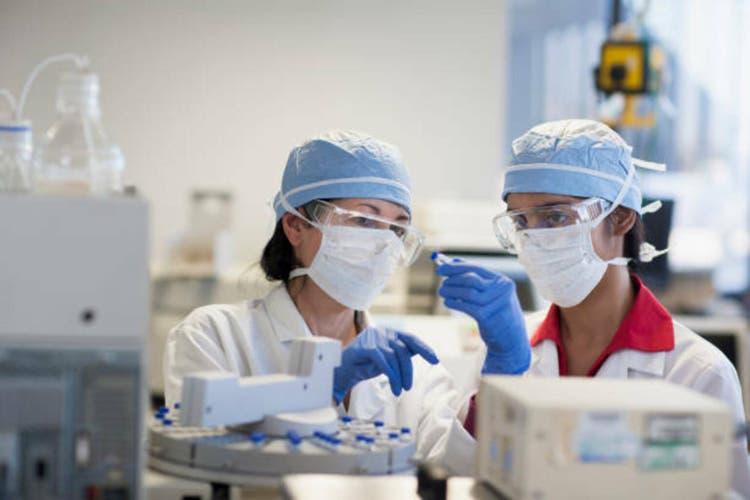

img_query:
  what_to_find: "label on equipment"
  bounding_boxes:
[575,412,639,463]
[640,414,699,471]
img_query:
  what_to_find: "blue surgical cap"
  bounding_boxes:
[502,119,652,212]
[273,130,412,221]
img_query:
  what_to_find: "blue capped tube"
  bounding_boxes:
[431,252,450,265]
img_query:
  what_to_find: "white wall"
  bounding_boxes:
[0,0,508,266]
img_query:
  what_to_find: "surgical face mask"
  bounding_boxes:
[494,145,668,307]
[516,207,628,308]
[285,202,407,311]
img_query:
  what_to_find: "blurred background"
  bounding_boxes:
[2,0,749,407]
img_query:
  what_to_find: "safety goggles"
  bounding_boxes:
[306,199,425,265]
[492,197,610,253]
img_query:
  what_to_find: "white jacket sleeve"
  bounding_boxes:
[163,306,235,408]
[690,363,750,498]
[410,362,477,475]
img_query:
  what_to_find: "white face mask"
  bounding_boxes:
[516,211,628,308]
[503,152,667,308]
[289,224,404,310]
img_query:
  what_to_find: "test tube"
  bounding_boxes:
[249,432,266,447]
[431,252,450,265]
[286,430,303,450]
[400,427,412,442]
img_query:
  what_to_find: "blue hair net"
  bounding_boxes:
[273,130,412,221]
[502,119,660,212]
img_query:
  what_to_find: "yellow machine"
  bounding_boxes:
[595,20,666,129]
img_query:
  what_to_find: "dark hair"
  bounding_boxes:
[260,219,295,282]
[623,214,645,271]
[259,201,320,282]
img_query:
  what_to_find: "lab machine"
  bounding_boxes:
[594,1,666,129]
[476,377,733,500]
[281,377,737,500]
[0,195,149,499]
[148,337,416,496]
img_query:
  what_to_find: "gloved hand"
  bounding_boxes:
[436,261,530,375]
[333,327,439,404]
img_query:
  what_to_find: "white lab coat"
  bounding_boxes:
[524,310,750,497]
[163,283,476,471]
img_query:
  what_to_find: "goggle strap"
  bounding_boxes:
[278,191,319,227]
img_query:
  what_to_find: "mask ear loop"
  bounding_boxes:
[587,160,637,266]
[595,160,637,225]
[276,191,322,280]
[595,157,670,266]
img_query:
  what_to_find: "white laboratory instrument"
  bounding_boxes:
[178,337,341,432]
[148,337,417,491]
[476,377,734,500]
[0,195,149,499]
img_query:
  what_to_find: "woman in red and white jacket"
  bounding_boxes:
[436,119,750,496]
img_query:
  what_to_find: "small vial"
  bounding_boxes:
[431,252,451,265]
[400,427,412,442]
[174,403,181,410]
[286,430,303,447]
[162,419,173,426]
[154,412,165,420]
[354,434,370,450]
[158,406,170,414]
[250,432,266,447]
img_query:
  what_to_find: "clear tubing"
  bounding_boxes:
[16,53,89,119]
[0,89,18,117]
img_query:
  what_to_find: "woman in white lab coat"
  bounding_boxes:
[164,130,475,471]
[436,119,750,495]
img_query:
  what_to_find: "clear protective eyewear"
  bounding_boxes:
[492,197,610,253]
[306,199,425,265]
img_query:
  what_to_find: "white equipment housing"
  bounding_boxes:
[179,337,342,432]
[477,376,733,500]
[0,195,149,500]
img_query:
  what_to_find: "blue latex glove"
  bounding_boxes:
[436,261,530,375]
[333,327,439,404]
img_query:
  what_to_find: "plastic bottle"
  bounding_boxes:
[34,70,124,195]
[0,121,32,193]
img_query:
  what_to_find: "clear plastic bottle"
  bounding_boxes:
[34,71,124,195]
[0,122,32,193]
